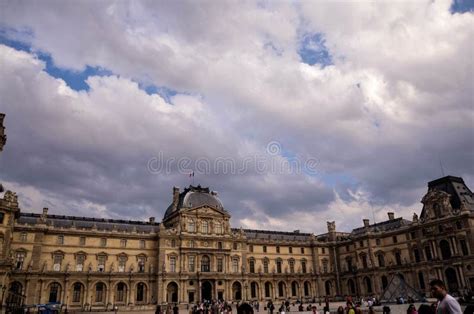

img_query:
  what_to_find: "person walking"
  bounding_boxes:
[429,279,462,314]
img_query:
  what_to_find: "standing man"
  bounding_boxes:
[429,279,462,314]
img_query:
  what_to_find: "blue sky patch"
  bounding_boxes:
[141,84,178,104]
[0,30,112,92]
[298,33,332,67]
[450,0,474,13]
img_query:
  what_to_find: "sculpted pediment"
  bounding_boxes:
[182,205,230,218]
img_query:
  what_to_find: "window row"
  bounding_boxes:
[14,251,148,273]
[18,233,146,249]
[186,219,224,234]
[8,281,149,304]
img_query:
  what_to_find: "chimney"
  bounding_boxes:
[388,212,395,220]
[172,187,180,209]
[41,207,48,221]
[149,217,155,223]
[363,219,370,227]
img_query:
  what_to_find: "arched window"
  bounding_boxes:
[249,259,255,273]
[265,282,272,298]
[49,283,61,303]
[291,281,298,297]
[439,240,452,259]
[304,282,311,296]
[276,259,282,273]
[136,283,146,302]
[72,282,83,303]
[418,272,425,290]
[95,282,106,303]
[424,246,433,261]
[201,255,210,272]
[251,282,258,299]
[395,252,402,265]
[116,282,126,302]
[289,259,295,273]
[377,254,385,267]
[278,282,286,297]
[363,277,372,293]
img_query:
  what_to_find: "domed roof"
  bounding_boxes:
[164,185,225,220]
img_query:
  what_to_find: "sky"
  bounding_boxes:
[0,0,472,234]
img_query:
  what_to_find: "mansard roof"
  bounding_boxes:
[426,175,474,211]
[351,217,412,235]
[17,213,159,233]
[240,228,313,241]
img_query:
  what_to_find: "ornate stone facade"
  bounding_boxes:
[0,177,473,312]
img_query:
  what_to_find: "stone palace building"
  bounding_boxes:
[0,113,473,312]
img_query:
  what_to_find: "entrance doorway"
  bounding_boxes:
[202,281,213,302]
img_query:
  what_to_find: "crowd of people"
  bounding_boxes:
[153,280,470,314]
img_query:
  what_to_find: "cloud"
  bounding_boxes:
[0,1,472,234]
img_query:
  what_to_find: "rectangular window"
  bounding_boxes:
[170,256,176,272]
[57,235,64,245]
[263,245,267,253]
[249,260,255,273]
[215,222,223,234]
[79,237,86,246]
[376,239,381,246]
[359,241,364,248]
[120,239,127,248]
[100,238,107,247]
[392,236,398,244]
[301,247,305,254]
[15,252,25,270]
[232,259,239,273]
[118,256,126,272]
[189,256,195,272]
[411,231,416,239]
[249,244,253,252]
[289,247,293,254]
[323,261,328,273]
[217,258,223,272]
[138,256,146,272]
[53,254,63,271]
[276,246,280,253]
[217,241,223,249]
[233,242,238,250]
[263,260,269,273]
[289,260,295,273]
[302,261,307,273]
[460,240,469,256]
[425,246,432,261]
[322,248,325,254]
[98,255,106,272]
[346,245,350,252]
[277,260,282,273]
[414,249,421,263]
[76,254,85,271]
[202,221,209,234]
[20,232,27,242]
[139,240,145,249]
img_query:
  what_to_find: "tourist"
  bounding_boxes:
[407,304,418,314]
[368,306,375,314]
[429,279,462,314]
[311,305,319,314]
[336,306,344,314]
